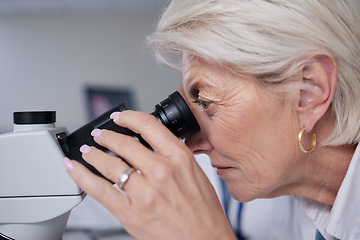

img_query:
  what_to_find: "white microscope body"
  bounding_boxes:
[0,112,84,240]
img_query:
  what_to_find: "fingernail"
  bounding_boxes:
[63,157,75,171]
[80,144,92,154]
[91,129,103,137]
[110,111,121,119]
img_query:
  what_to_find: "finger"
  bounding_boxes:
[89,129,157,172]
[111,110,185,156]
[63,157,130,211]
[79,145,146,194]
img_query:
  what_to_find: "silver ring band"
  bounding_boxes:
[117,167,135,190]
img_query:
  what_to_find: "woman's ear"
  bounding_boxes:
[297,50,337,131]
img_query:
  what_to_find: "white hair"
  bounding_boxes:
[148,0,360,146]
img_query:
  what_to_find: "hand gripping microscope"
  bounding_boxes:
[0,91,200,240]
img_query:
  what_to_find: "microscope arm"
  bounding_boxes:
[0,125,84,240]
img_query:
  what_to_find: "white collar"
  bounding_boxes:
[301,144,360,240]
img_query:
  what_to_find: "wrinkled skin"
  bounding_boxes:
[182,55,301,202]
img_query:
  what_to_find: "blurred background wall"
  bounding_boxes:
[0,0,178,133]
[0,2,318,240]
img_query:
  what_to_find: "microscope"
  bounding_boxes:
[0,91,200,240]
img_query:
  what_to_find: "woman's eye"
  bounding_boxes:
[193,99,211,110]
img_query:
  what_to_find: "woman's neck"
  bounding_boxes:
[295,144,355,206]
[266,109,356,205]
[293,109,356,206]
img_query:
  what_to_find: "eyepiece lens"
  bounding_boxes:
[152,91,200,139]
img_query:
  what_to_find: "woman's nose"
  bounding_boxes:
[185,130,213,155]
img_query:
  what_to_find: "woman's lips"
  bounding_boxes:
[214,166,233,176]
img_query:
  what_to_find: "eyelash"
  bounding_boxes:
[193,99,211,110]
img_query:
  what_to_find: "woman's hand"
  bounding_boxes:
[63,110,236,240]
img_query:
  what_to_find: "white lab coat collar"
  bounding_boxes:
[301,144,360,240]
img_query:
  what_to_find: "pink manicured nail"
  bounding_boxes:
[62,157,75,171]
[80,144,92,154]
[110,111,121,119]
[91,129,103,137]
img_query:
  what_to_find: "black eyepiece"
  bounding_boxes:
[152,91,200,139]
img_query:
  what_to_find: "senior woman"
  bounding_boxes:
[62,0,360,239]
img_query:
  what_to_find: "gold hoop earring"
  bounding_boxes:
[298,127,316,153]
